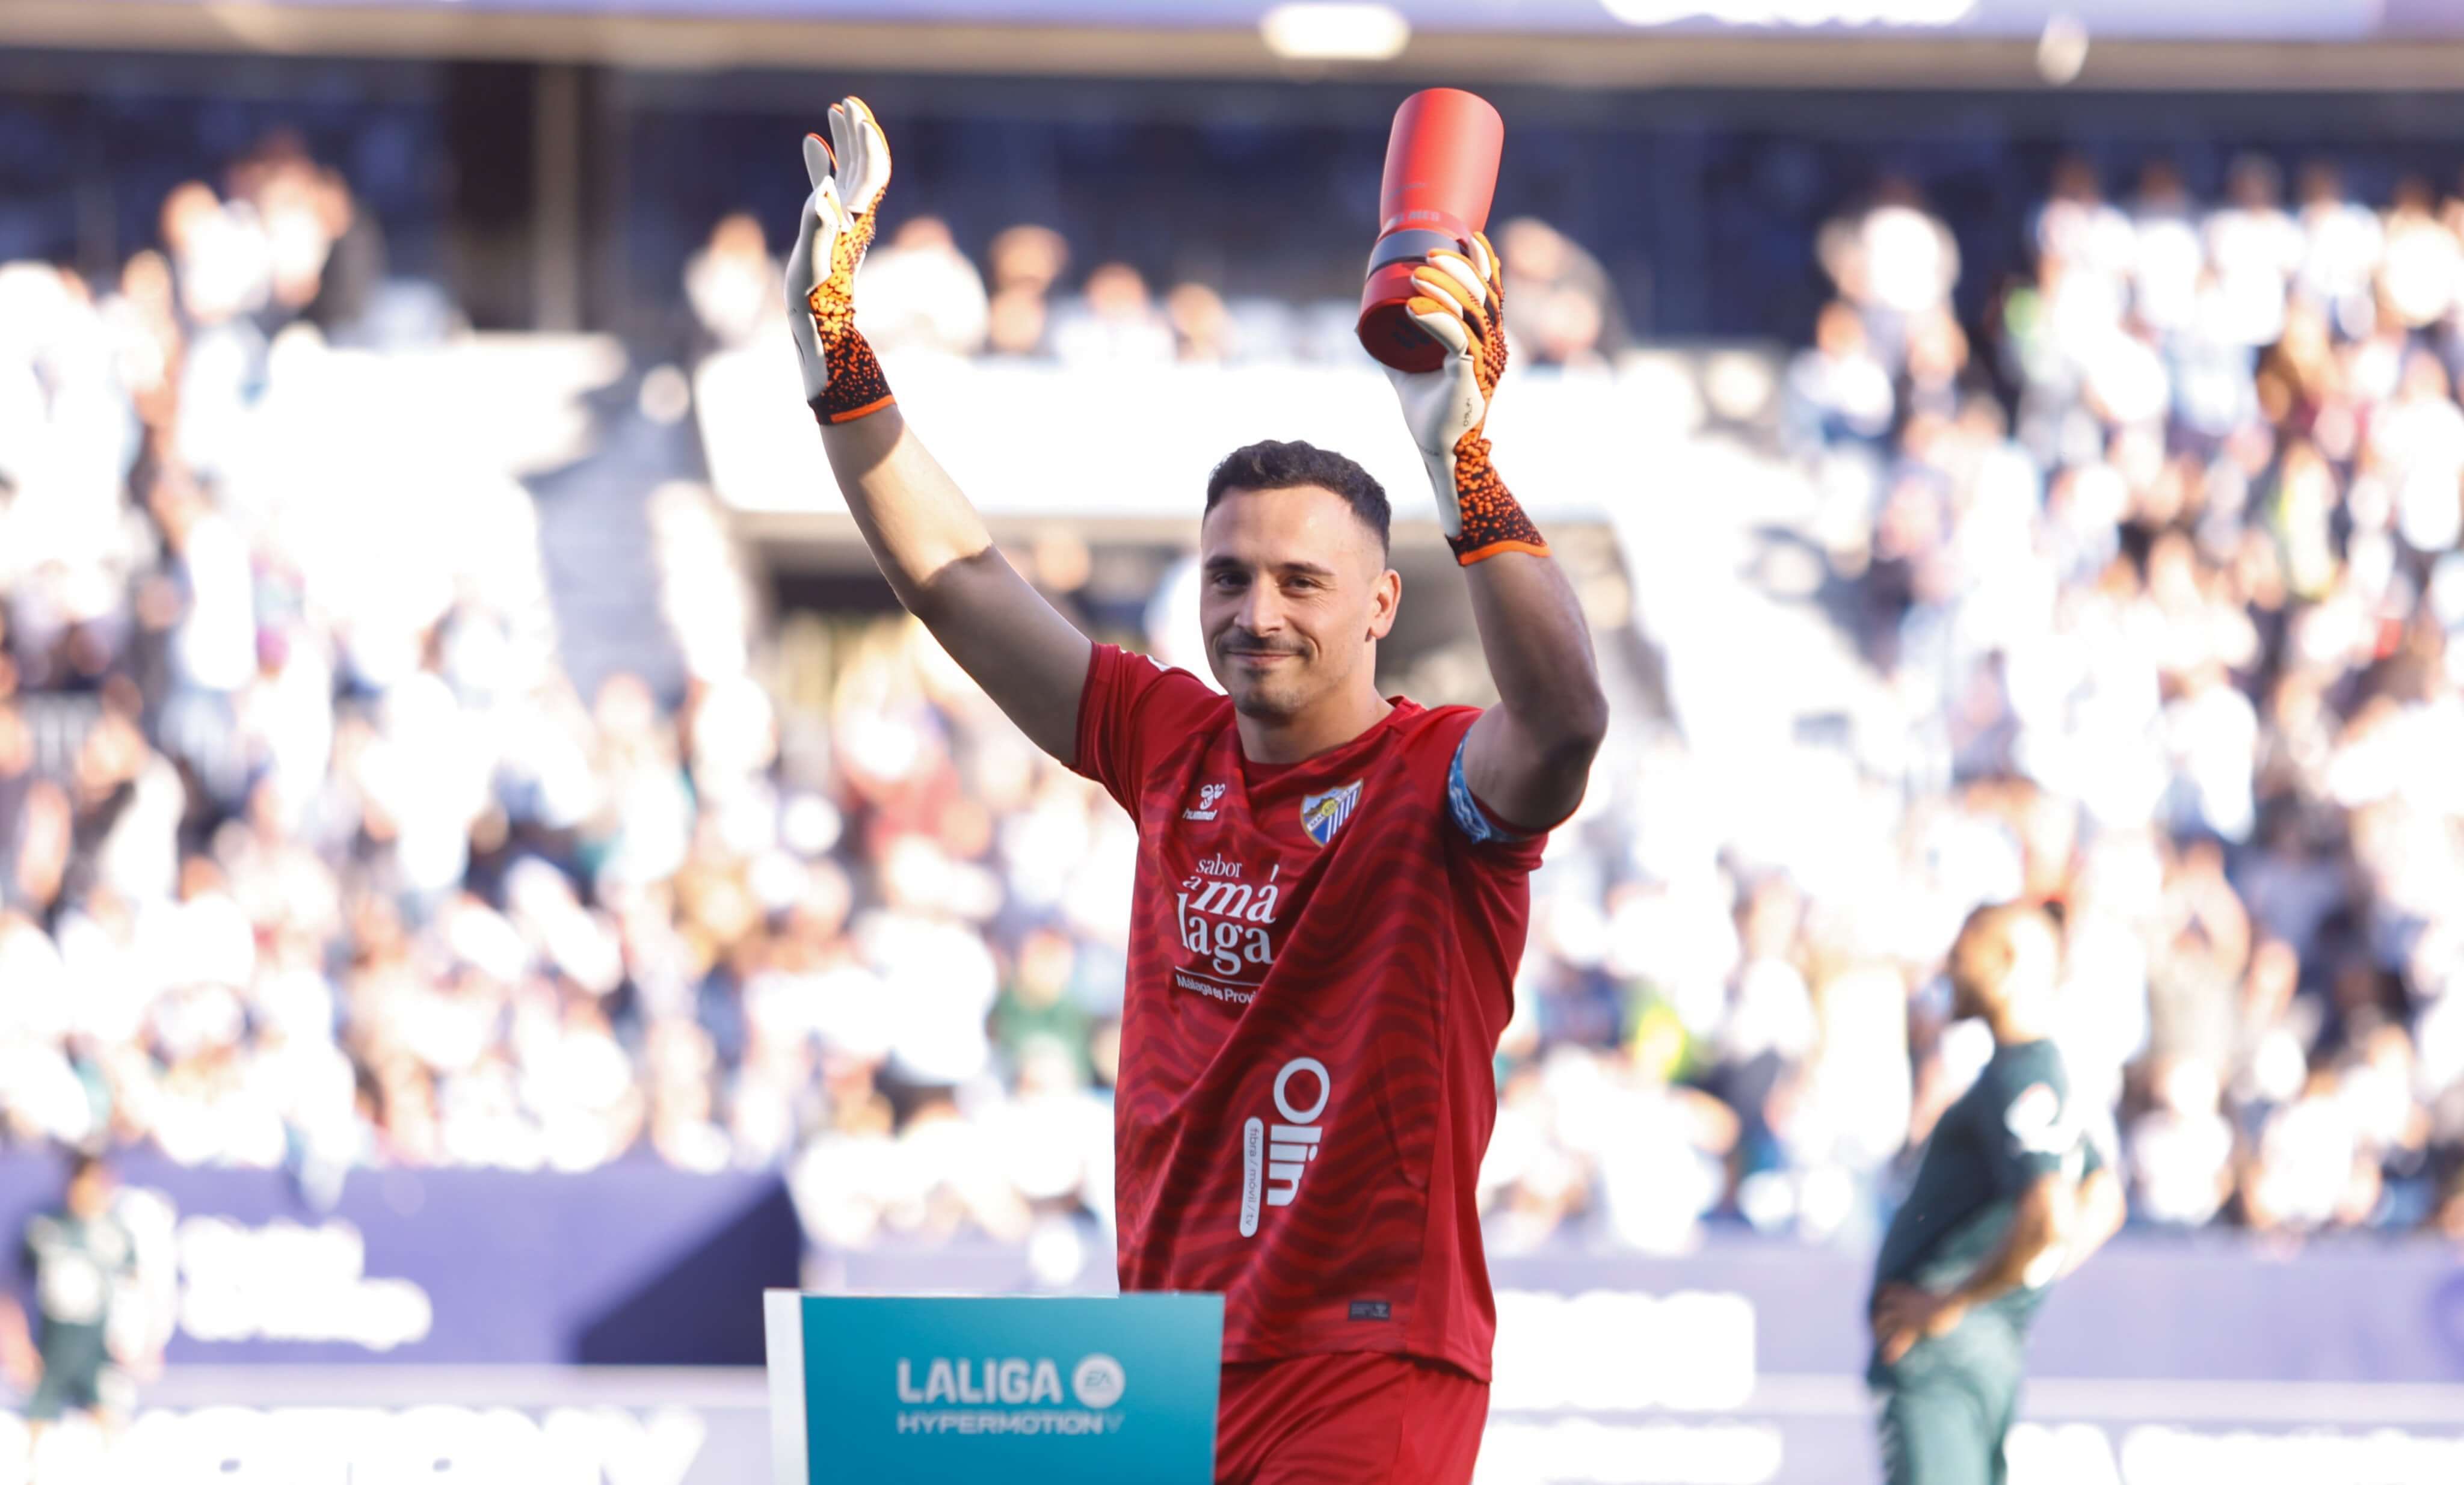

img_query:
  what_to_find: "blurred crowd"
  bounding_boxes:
[683,207,1630,369]
[1734,152,2464,1247]
[0,137,627,1190]
[0,137,1150,1264]
[8,130,2464,1281]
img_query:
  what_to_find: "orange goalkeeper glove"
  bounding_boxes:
[1382,233,1548,565]
[786,95,896,425]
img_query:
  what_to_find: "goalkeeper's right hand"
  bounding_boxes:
[786,95,896,425]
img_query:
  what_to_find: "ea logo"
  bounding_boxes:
[1072,1353,1127,1409]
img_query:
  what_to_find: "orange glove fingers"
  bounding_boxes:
[1408,263,1491,343]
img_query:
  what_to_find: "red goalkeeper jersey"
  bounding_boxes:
[1071,642,1545,1381]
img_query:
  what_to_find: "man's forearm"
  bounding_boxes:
[1950,1182,2068,1308]
[1463,550,1609,761]
[818,406,998,620]
[816,403,1091,763]
[2062,1169,2125,1277]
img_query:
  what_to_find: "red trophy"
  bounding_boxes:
[1355,87,1505,373]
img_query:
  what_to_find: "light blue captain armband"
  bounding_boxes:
[1448,736,1533,846]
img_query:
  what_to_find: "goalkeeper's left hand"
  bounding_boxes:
[1383,234,1548,565]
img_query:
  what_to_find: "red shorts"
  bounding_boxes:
[1215,1351,1489,1485]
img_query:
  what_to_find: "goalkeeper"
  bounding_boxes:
[786,99,1604,1484]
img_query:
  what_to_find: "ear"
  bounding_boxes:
[1367,565,1402,641]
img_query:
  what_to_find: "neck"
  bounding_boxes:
[1984,1000,2054,1046]
[1236,683,1393,765]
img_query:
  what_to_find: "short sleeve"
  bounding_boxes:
[1991,1073,2075,1194]
[1431,713,1548,873]
[1071,643,1226,814]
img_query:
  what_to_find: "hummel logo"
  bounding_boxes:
[1184,781,1227,821]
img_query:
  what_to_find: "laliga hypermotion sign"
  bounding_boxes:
[764,1292,1223,1484]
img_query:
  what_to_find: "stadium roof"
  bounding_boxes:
[16,0,2462,41]
[11,0,2464,86]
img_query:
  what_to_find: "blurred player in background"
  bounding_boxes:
[1868,903,2128,1485]
[1,1155,149,1463]
[784,97,1605,1484]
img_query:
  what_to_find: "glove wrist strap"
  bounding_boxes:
[1444,433,1547,565]
[805,239,896,423]
[806,324,895,425]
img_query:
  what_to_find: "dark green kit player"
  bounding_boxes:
[1,1155,139,1437]
[1868,903,2126,1485]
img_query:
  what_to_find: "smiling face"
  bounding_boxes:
[1198,484,1399,726]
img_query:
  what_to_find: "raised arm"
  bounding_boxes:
[1384,235,1607,829]
[1458,546,1608,829]
[788,98,1090,764]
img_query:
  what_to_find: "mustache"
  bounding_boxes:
[1217,632,1304,655]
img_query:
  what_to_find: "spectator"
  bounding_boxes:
[2129,161,2205,336]
[858,216,989,357]
[1785,300,1895,450]
[2373,350,2464,556]
[2128,1056,2235,1225]
[1819,177,1960,366]
[2377,177,2457,333]
[984,224,1069,357]
[1049,262,1173,366]
[2296,161,2383,337]
[1165,281,1234,363]
[1496,217,1630,367]
[2034,156,2135,303]
[685,212,778,351]
[2203,154,2303,349]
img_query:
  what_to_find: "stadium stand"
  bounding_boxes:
[5,111,2464,1310]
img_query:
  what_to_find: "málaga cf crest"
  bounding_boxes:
[1299,781,1363,846]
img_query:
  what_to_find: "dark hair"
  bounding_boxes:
[1203,440,1390,555]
